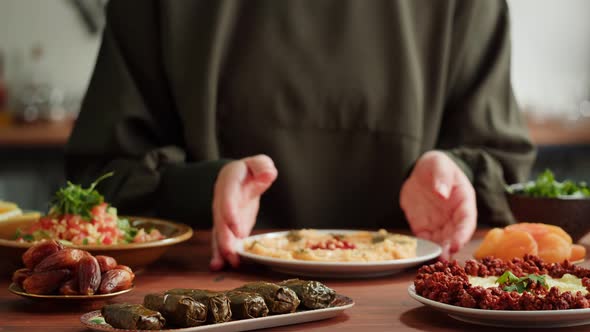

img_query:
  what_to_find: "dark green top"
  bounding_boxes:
[66,0,535,229]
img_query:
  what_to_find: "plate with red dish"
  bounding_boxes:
[409,255,590,328]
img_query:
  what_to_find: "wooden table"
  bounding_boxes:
[0,120,74,147]
[1,229,590,331]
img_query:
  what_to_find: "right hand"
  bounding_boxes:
[209,154,278,271]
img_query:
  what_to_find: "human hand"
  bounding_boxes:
[400,151,477,259]
[210,154,278,271]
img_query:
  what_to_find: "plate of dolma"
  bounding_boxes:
[81,280,353,331]
[236,230,442,278]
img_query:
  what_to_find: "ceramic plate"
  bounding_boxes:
[8,283,133,303]
[80,294,354,332]
[0,216,194,273]
[408,284,590,328]
[236,230,441,278]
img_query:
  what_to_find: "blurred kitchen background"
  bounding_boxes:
[0,0,589,211]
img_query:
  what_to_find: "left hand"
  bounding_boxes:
[400,151,477,259]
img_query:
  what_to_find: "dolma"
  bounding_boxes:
[166,288,232,323]
[101,303,165,330]
[234,281,300,314]
[278,279,336,309]
[225,290,269,320]
[144,293,207,327]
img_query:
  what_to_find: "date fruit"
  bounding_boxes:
[96,255,117,273]
[113,264,135,279]
[59,278,79,295]
[99,269,133,294]
[12,268,33,288]
[23,269,70,295]
[22,240,63,269]
[34,248,86,272]
[78,255,101,295]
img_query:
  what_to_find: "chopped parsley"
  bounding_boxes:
[496,271,548,294]
[286,230,302,242]
[49,172,114,220]
[14,229,34,242]
[372,234,386,243]
[510,169,590,198]
[117,218,139,243]
[89,317,106,325]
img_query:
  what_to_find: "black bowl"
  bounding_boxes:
[506,184,590,242]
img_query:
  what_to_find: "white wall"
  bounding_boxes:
[0,0,102,99]
[0,0,588,118]
[508,0,590,117]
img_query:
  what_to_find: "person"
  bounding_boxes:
[65,0,535,270]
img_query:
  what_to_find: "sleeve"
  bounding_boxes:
[65,0,231,226]
[436,0,536,225]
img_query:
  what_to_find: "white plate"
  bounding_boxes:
[408,284,590,328]
[80,294,354,332]
[236,230,441,278]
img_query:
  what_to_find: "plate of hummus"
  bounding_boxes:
[236,229,441,278]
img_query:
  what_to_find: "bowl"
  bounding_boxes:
[506,184,590,242]
[0,216,193,275]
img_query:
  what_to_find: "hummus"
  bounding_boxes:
[245,229,417,262]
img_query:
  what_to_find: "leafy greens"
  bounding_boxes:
[49,172,113,220]
[496,271,548,294]
[511,169,590,198]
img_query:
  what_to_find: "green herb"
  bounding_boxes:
[496,271,520,285]
[503,283,527,293]
[82,238,89,245]
[14,228,22,240]
[89,317,106,325]
[49,172,114,220]
[32,230,51,240]
[527,274,548,288]
[58,239,73,246]
[117,218,139,243]
[496,271,548,294]
[286,230,302,242]
[512,169,590,198]
[372,234,386,244]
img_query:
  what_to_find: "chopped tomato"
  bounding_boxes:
[39,217,53,229]
[91,203,108,219]
[102,236,113,245]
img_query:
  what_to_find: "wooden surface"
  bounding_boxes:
[1,229,589,331]
[0,115,589,148]
[525,114,590,145]
[0,120,74,147]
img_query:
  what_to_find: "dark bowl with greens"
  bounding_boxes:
[506,170,590,242]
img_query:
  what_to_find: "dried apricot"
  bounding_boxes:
[536,233,570,263]
[493,229,538,261]
[506,223,572,244]
[474,228,504,259]
[570,244,587,262]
